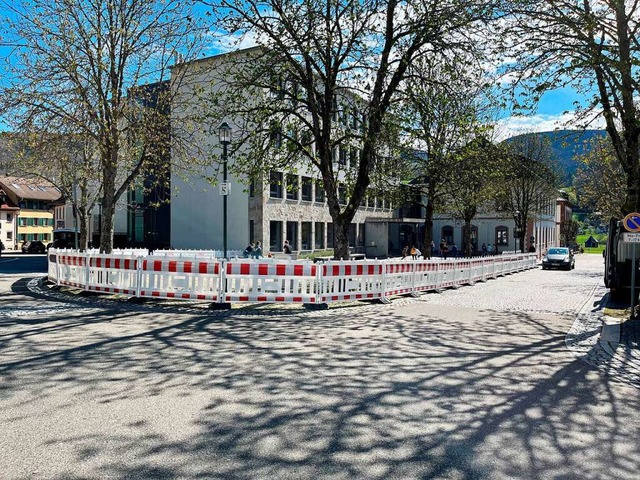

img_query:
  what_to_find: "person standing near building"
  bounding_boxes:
[486,243,493,255]
[283,240,292,254]
[401,244,409,260]
[429,240,435,259]
[482,243,487,256]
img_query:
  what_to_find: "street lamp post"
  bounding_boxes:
[218,122,232,259]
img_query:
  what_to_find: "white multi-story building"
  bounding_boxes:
[169,48,393,254]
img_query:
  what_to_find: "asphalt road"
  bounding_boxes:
[0,254,638,479]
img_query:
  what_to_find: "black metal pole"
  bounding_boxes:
[223,141,228,259]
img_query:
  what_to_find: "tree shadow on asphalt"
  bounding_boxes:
[1,282,639,479]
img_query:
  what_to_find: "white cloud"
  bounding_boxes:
[494,111,606,141]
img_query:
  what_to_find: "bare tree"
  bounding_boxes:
[497,133,559,253]
[574,137,625,220]
[442,137,504,257]
[399,55,494,258]
[7,132,102,250]
[198,0,504,259]
[505,0,640,214]
[0,0,206,252]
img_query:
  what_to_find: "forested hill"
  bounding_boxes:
[505,129,606,184]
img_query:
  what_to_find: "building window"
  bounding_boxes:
[496,226,508,245]
[270,171,283,198]
[339,146,348,165]
[315,180,325,203]
[348,223,357,247]
[286,174,299,201]
[6,214,12,222]
[301,177,312,202]
[327,223,334,248]
[358,223,365,246]
[249,220,254,243]
[286,221,298,250]
[338,184,347,205]
[270,220,283,252]
[315,222,325,249]
[18,217,26,226]
[6,231,12,240]
[249,180,255,198]
[301,222,312,250]
[442,226,454,245]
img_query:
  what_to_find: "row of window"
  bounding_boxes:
[266,220,363,252]
[267,172,391,209]
[18,217,54,227]
[18,200,50,210]
[19,233,50,242]
[270,80,366,132]
[440,225,510,246]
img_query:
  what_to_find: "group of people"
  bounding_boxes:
[243,239,295,258]
[401,244,422,260]
[481,243,499,256]
[243,241,264,258]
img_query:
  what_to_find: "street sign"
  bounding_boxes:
[623,233,640,243]
[219,182,230,196]
[623,212,640,232]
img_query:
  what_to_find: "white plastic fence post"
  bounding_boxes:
[136,257,142,298]
[381,259,388,303]
[315,261,322,304]
[218,259,226,304]
[84,252,90,291]
[55,250,61,286]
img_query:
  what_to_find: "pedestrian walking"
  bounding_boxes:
[482,243,487,256]
[429,240,435,259]
[401,244,409,260]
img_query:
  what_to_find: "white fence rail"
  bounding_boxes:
[47,249,537,306]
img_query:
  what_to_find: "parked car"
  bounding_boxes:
[21,240,47,254]
[542,247,575,270]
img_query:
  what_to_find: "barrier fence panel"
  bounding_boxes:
[56,252,89,289]
[382,261,416,301]
[454,259,472,285]
[86,255,139,295]
[469,259,485,283]
[223,260,318,303]
[319,261,384,302]
[438,261,458,288]
[138,256,222,301]
[47,250,59,284]
[414,262,440,293]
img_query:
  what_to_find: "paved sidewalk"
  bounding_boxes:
[566,283,640,389]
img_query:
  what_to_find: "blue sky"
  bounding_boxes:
[496,85,604,140]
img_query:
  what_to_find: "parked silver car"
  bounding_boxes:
[542,247,575,270]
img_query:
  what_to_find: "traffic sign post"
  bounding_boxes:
[623,213,640,317]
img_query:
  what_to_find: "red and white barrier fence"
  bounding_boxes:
[47,249,537,306]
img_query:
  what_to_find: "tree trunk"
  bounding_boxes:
[333,219,350,260]
[422,197,435,259]
[77,209,89,251]
[99,160,117,253]
[463,218,473,258]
